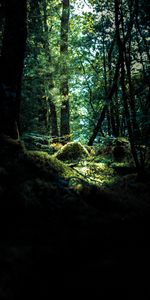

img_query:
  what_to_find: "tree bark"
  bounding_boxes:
[88,104,107,146]
[60,0,70,143]
[115,0,141,171]
[88,56,121,145]
[49,100,59,142]
[0,0,27,139]
[43,0,59,141]
[120,2,141,141]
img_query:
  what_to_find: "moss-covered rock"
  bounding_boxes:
[27,151,74,179]
[111,137,130,160]
[48,143,63,154]
[94,137,130,159]
[0,138,75,209]
[54,142,90,162]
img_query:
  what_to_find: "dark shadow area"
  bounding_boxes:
[0,136,150,295]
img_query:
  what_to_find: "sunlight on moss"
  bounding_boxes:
[92,155,113,164]
[49,142,63,153]
[111,161,134,169]
[72,160,115,186]
[113,137,129,144]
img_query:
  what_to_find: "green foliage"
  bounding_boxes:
[20,0,150,173]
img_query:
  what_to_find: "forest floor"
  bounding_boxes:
[0,134,150,296]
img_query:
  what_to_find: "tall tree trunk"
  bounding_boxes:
[102,30,111,136]
[43,0,59,141]
[115,0,142,171]
[60,0,70,143]
[0,0,27,139]
[108,35,120,137]
[49,100,59,142]
[88,104,107,146]
[88,56,121,145]
[114,89,120,137]
[125,39,141,140]
[107,107,111,136]
[120,3,141,141]
[110,104,117,136]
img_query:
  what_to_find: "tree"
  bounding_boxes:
[17,0,149,163]
[60,0,70,142]
[21,0,61,139]
[0,0,27,139]
[87,0,149,156]
[42,0,59,141]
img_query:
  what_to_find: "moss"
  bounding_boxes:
[84,145,96,155]
[28,151,74,179]
[112,137,129,147]
[111,162,136,175]
[54,142,90,162]
[71,160,115,187]
[48,142,63,154]
[0,142,76,209]
[94,137,131,160]
[94,144,111,156]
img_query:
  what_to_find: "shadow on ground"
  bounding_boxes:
[0,137,150,295]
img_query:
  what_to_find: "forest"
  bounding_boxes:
[0,0,150,295]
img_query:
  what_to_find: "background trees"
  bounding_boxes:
[14,0,149,169]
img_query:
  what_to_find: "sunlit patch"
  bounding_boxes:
[72,159,115,186]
